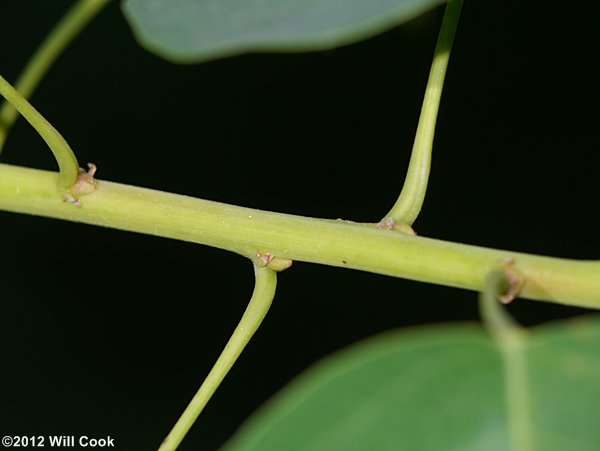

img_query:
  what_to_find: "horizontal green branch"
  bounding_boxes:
[1,162,599,308]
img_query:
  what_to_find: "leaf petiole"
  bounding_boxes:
[384,0,464,226]
[0,0,110,152]
[158,265,278,451]
[0,75,80,196]
[480,268,535,451]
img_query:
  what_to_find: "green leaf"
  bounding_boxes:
[121,0,445,63]
[222,316,600,451]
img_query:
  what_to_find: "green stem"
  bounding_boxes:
[0,76,79,195]
[384,0,463,225]
[480,270,534,451]
[1,163,599,308]
[0,0,110,152]
[158,265,277,451]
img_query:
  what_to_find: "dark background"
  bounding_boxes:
[1,1,598,449]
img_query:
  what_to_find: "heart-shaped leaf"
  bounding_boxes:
[122,0,445,63]
[222,316,600,450]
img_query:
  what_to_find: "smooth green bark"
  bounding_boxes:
[1,163,599,309]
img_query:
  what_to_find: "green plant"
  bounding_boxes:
[1,1,599,450]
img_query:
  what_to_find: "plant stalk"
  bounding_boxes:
[159,265,277,451]
[0,77,79,195]
[0,0,110,152]
[480,270,534,451]
[1,163,599,309]
[384,0,463,225]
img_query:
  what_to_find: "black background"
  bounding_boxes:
[1,1,599,449]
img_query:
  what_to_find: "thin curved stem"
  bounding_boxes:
[383,0,463,225]
[0,0,110,152]
[480,269,534,451]
[158,265,277,451]
[0,76,79,195]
